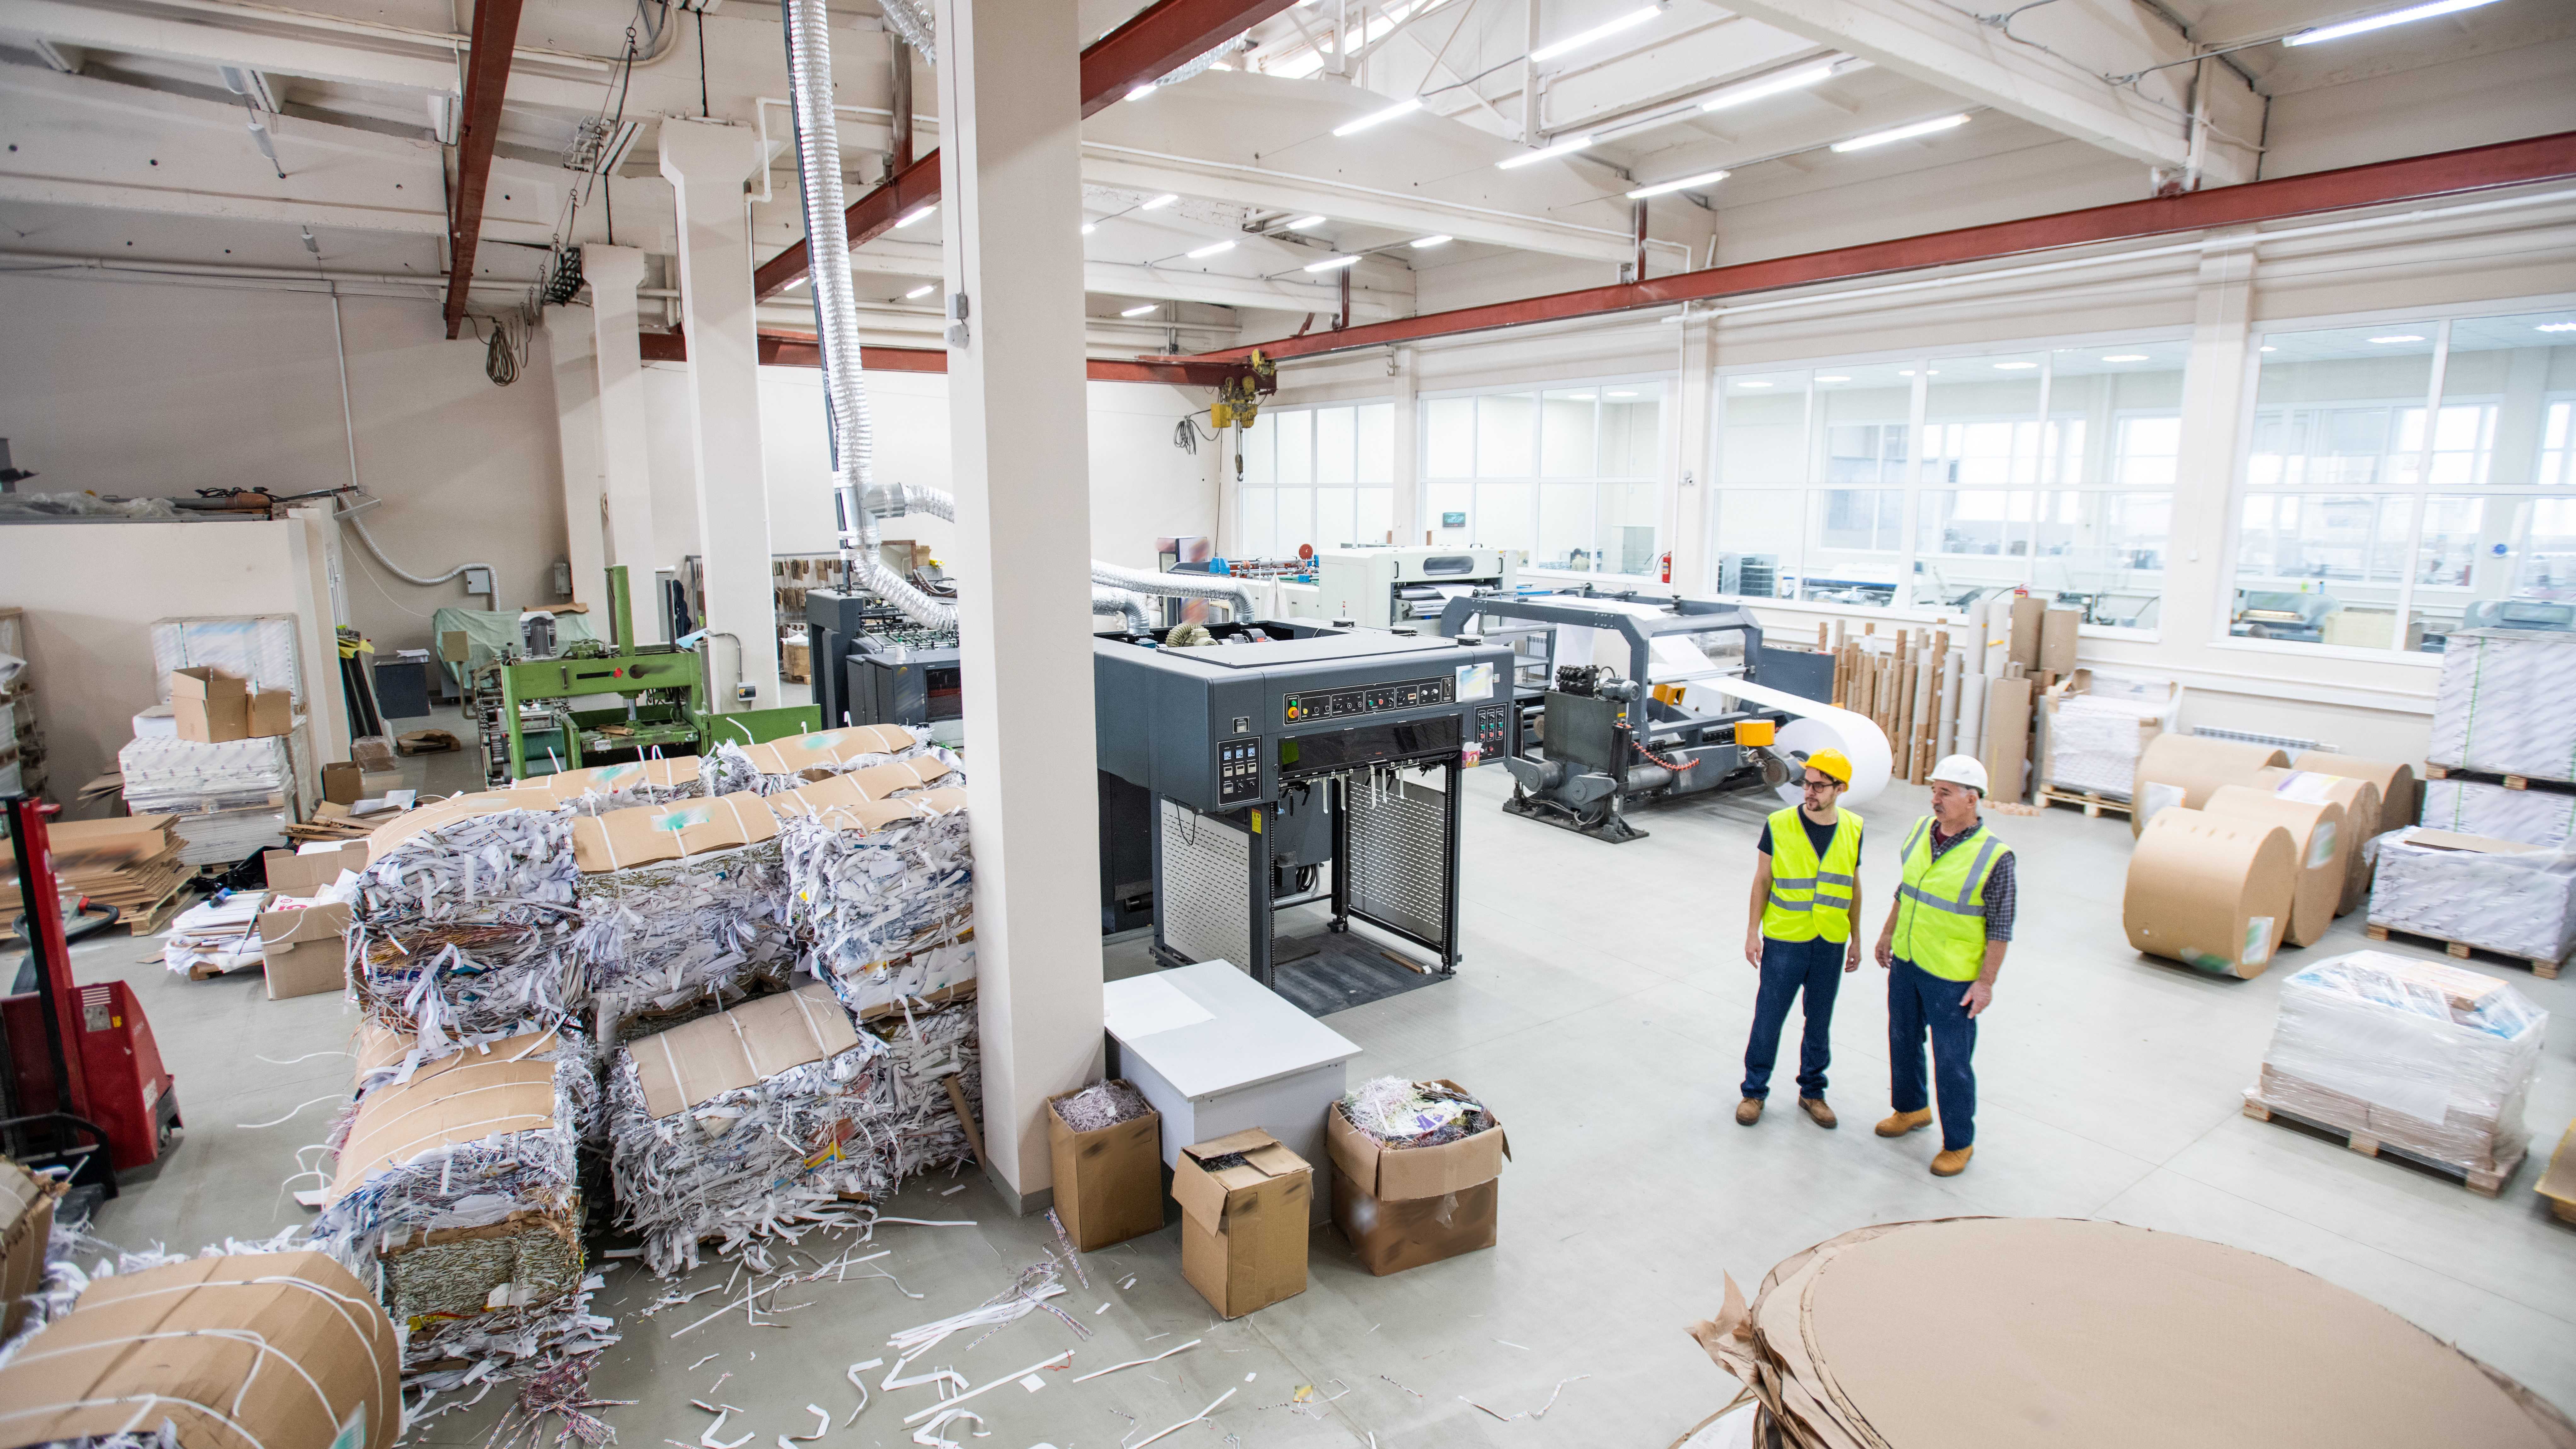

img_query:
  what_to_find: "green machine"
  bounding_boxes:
[481,566,821,782]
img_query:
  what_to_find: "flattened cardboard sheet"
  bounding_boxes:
[365,792,524,853]
[770,782,968,831]
[508,756,702,803]
[735,725,920,778]
[628,983,859,1119]
[329,1031,562,1199]
[571,790,779,873]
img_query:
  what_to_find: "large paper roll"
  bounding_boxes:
[2131,735,2290,839]
[2123,807,2298,977]
[2289,750,2419,836]
[2253,766,2383,916]
[2203,784,2347,947]
[1678,674,1894,807]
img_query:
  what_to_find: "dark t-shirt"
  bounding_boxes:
[1758,810,1860,865]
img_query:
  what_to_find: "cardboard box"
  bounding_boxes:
[2038,607,2081,674]
[0,1156,63,1340]
[2536,1120,2576,1222]
[1324,1083,1510,1276]
[248,687,292,739]
[1173,1128,1311,1319]
[2123,807,2296,977]
[323,760,363,805]
[2130,734,2290,839]
[1046,1084,1165,1251]
[168,666,249,743]
[627,983,858,1119]
[0,1250,402,1449]
[1981,676,2032,803]
[265,841,369,894]
[259,899,351,999]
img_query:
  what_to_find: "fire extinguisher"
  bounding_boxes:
[1659,551,1672,584]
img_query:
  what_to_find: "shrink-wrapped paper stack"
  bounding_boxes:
[2040,670,2180,801]
[2369,828,2576,968]
[2430,628,2576,783]
[2422,777,2576,847]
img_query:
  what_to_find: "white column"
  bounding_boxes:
[1668,312,1715,592]
[2164,231,2255,651]
[935,0,1104,1210]
[585,243,663,642]
[658,119,779,706]
[545,305,608,610]
[1391,345,1420,545]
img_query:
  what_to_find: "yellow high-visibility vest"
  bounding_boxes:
[1761,805,1862,944]
[1892,817,2010,982]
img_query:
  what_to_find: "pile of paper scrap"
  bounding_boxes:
[0,815,190,934]
[776,767,975,1017]
[572,791,796,1029]
[347,796,581,1056]
[160,891,268,979]
[1691,1217,2576,1448]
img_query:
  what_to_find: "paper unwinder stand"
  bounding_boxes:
[1094,621,1515,1016]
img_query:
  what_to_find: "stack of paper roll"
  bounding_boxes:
[2203,784,2346,946]
[2252,766,2383,915]
[1688,1217,2576,1449]
[2291,751,2417,835]
[2131,735,2289,837]
[2123,808,2296,977]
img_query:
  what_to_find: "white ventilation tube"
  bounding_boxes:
[1091,587,1151,630]
[864,482,1260,618]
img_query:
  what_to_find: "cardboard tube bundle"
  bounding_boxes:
[777,776,978,1016]
[1688,1217,2576,1449]
[0,1250,403,1449]
[350,800,583,1060]
[2130,735,2289,837]
[312,1029,606,1384]
[2123,808,2296,977]
[700,723,935,796]
[571,791,797,1027]
[2203,784,2347,947]
[2252,767,2383,916]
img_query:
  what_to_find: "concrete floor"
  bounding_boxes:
[66,727,2576,1447]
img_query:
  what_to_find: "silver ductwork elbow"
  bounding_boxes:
[1089,561,1257,619]
[1091,586,1152,631]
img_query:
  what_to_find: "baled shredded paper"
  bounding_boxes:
[572,793,795,1027]
[699,724,936,797]
[348,802,583,1058]
[776,773,975,1018]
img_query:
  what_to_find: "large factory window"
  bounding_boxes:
[1711,339,2182,630]
[1236,402,1395,559]
[2231,309,2576,654]
[1421,380,1665,575]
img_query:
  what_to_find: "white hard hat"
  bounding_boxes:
[1929,754,1989,795]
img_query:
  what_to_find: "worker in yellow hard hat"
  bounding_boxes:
[1736,746,1864,1131]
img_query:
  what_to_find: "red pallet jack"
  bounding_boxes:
[3,795,182,1202]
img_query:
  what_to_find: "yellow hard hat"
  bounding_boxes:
[1802,748,1853,784]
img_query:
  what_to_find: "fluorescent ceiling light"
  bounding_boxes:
[1410,234,1452,248]
[2260,345,2277,352]
[1530,5,1659,63]
[1814,375,1851,382]
[2101,353,2150,362]
[2370,334,2426,343]
[1186,240,1235,259]
[2537,322,2576,333]
[1334,97,1422,136]
[1735,380,1773,388]
[1305,254,1361,271]
[903,283,934,299]
[1139,193,1179,211]
[1121,303,1158,317]
[1626,168,1728,199]
[1606,389,1638,397]
[1497,135,1593,169]
[1285,214,1328,230]
[1992,361,2037,370]
[2283,0,2500,46]
[1126,84,1157,101]
[895,204,937,227]
[1699,61,1837,113]
[1832,114,1969,152]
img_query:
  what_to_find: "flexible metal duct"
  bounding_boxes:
[1090,587,1151,631]
[783,0,956,630]
[867,480,1259,617]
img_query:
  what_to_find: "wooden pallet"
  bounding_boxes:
[117,879,197,936]
[2243,1095,2519,1197]
[2364,922,2564,979]
[2036,788,2133,819]
[2423,763,2576,796]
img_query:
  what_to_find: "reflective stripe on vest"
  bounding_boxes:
[1892,818,2008,982]
[1762,805,1862,944]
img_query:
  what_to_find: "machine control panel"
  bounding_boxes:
[1283,674,1454,724]
[1472,703,1511,756]
[1215,739,1262,803]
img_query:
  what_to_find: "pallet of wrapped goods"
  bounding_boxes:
[2422,776,2576,847]
[2039,669,2179,802]
[571,792,795,1030]
[2429,627,2576,784]
[1689,1217,2576,1448]
[2128,734,2287,838]
[2243,950,2543,1194]
[2366,828,2576,975]
[607,982,948,1274]
[700,723,932,796]
[504,754,705,815]
[775,767,974,1018]
[347,796,582,1060]
[313,1026,604,1383]
[2202,784,2347,947]
[2122,808,2296,977]
[2248,765,2382,916]
[0,1250,403,1449]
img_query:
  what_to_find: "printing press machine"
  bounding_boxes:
[1274,546,1518,631]
[1095,619,1514,1017]
[1435,590,1833,843]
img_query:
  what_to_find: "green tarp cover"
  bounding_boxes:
[430,607,603,683]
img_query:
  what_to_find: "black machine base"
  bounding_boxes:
[1155,928,1448,1018]
[1503,788,1649,844]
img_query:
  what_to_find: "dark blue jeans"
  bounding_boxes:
[1888,957,1978,1151]
[1740,935,1845,1101]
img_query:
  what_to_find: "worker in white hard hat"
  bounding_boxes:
[1735,748,1864,1131]
[1871,752,2016,1177]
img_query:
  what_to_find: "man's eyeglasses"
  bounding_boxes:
[1801,776,1837,792]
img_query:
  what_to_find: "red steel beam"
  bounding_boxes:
[1180,129,2576,365]
[751,0,1300,301]
[638,326,1255,387]
[441,0,526,339]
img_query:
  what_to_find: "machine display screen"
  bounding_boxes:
[1279,715,1460,778]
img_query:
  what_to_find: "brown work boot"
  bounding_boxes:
[1931,1145,1974,1177]
[1734,1098,1763,1126]
[1798,1097,1838,1129]
[1875,1108,1933,1138]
